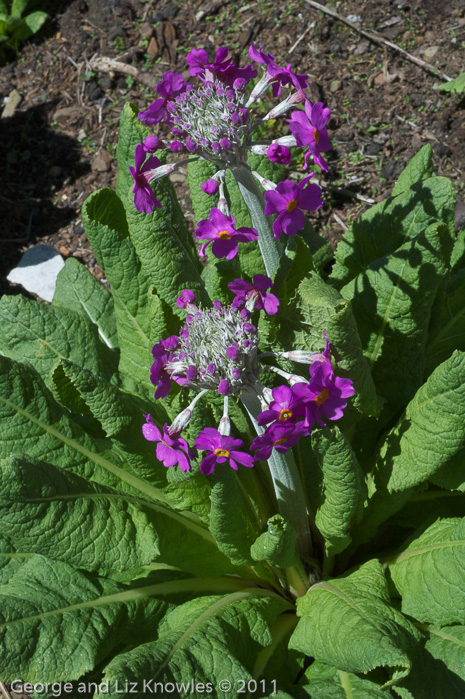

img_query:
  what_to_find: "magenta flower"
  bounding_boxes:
[288,101,331,171]
[177,289,196,309]
[263,175,323,238]
[251,422,309,461]
[195,207,258,260]
[257,385,304,427]
[187,46,257,87]
[229,274,280,315]
[138,71,187,125]
[150,340,175,399]
[249,44,308,96]
[266,143,292,165]
[201,179,219,195]
[195,427,255,475]
[129,144,162,214]
[142,415,192,471]
[291,359,355,427]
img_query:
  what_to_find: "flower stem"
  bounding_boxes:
[232,165,282,278]
[240,387,313,561]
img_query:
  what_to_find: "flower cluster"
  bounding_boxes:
[143,286,354,476]
[130,44,331,244]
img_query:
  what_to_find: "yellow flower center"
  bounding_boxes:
[274,437,288,446]
[214,448,230,458]
[279,408,293,421]
[313,128,320,144]
[218,230,232,239]
[286,199,298,212]
[314,389,329,406]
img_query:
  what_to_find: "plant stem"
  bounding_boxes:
[241,388,313,561]
[232,165,282,278]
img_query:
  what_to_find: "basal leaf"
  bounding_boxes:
[53,258,118,350]
[187,158,218,223]
[98,590,291,699]
[426,267,465,374]
[388,518,465,625]
[82,187,153,396]
[300,661,395,698]
[0,294,118,388]
[331,174,454,289]
[307,426,366,561]
[339,225,446,421]
[116,102,155,210]
[395,639,465,699]
[391,144,433,197]
[289,559,419,686]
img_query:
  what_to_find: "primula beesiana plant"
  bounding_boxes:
[0,44,464,698]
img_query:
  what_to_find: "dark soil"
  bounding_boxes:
[1,0,465,299]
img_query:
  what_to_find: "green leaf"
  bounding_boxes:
[378,350,465,493]
[388,518,465,625]
[98,591,292,699]
[339,224,447,421]
[116,102,154,210]
[294,272,378,418]
[250,515,299,568]
[0,294,117,387]
[0,453,235,577]
[425,625,465,684]
[82,188,153,396]
[392,144,433,197]
[307,427,366,560]
[426,267,465,374]
[331,175,455,289]
[395,637,465,699]
[0,556,175,683]
[11,0,28,17]
[209,465,262,566]
[300,661,396,698]
[439,72,465,94]
[289,559,419,687]
[22,9,47,33]
[187,158,218,223]
[53,257,118,349]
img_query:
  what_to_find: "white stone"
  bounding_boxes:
[7,244,65,302]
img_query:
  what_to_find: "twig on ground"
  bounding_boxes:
[333,212,348,230]
[0,683,12,699]
[288,21,315,54]
[91,56,159,91]
[302,0,453,82]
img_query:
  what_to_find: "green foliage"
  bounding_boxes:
[0,99,464,699]
[439,71,465,94]
[0,0,47,55]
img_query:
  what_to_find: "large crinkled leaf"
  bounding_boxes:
[394,636,465,699]
[426,267,465,374]
[388,518,465,626]
[339,225,446,421]
[425,625,465,683]
[306,426,366,561]
[187,158,218,224]
[0,536,32,584]
[126,180,208,312]
[0,454,236,577]
[286,661,396,698]
[52,257,118,350]
[289,559,419,687]
[0,355,173,501]
[97,590,292,699]
[294,272,378,418]
[378,350,465,493]
[82,187,154,396]
[0,294,118,387]
[0,556,180,683]
[391,144,434,197]
[330,174,454,289]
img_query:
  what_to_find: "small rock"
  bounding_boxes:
[169,172,186,183]
[423,46,439,61]
[139,21,154,40]
[354,40,371,55]
[1,89,22,118]
[7,244,65,303]
[91,151,112,172]
[53,106,82,122]
[374,72,386,86]
[411,133,423,151]
[147,36,160,59]
[49,165,63,178]
[346,14,362,23]
[58,245,69,256]
[329,79,342,92]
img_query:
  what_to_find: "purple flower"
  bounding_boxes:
[142,415,192,471]
[129,144,162,214]
[195,207,258,260]
[143,135,160,152]
[202,179,219,195]
[177,289,196,309]
[257,385,304,427]
[138,71,187,125]
[195,427,255,475]
[251,422,309,461]
[291,359,355,427]
[249,44,308,96]
[150,340,174,399]
[288,101,331,171]
[187,46,257,88]
[229,274,280,315]
[266,143,292,165]
[263,175,323,238]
